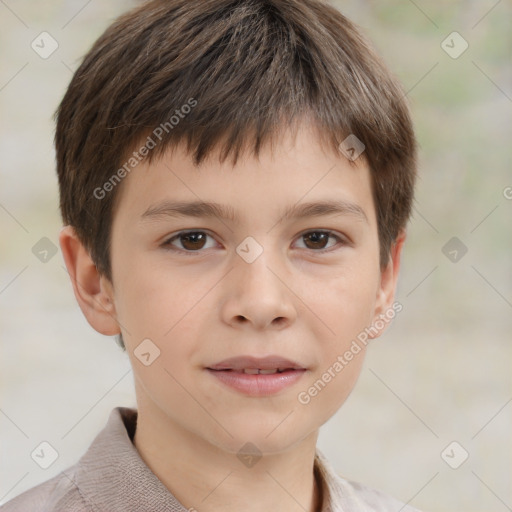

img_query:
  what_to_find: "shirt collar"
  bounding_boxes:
[69,407,356,512]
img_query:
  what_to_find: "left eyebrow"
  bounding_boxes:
[140,199,368,225]
[279,199,368,225]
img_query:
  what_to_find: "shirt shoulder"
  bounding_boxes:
[315,450,422,512]
[0,465,91,512]
[0,407,188,512]
[333,477,422,512]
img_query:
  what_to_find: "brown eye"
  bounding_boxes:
[179,232,207,250]
[303,232,329,250]
[163,231,216,253]
[295,231,343,252]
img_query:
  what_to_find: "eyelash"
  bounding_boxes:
[161,230,347,256]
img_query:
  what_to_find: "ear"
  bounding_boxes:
[369,229,406,339]
[59,225,121,336]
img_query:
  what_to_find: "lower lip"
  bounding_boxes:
[206,369,307,396]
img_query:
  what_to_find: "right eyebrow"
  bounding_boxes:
[140,200,237,223]
[140,198,368,225]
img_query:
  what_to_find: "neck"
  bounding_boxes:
[132,394,322,512]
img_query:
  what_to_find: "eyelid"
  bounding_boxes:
[161,228,349,254]
[295,229,349,252]
[161,229,220,255]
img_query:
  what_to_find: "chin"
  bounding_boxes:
[203,416,312,457]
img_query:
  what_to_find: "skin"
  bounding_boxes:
[60,121,405,512]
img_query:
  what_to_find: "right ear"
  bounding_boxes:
[59,225,121,336]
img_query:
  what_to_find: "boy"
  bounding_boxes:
[1,0,420,510]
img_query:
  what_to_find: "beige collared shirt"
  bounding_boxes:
[0,407,421,511]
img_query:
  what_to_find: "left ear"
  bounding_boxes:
[369,229,407,339]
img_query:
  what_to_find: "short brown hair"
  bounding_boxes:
[55,0,417,350]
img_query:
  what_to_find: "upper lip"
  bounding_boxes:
[207,355,306,371]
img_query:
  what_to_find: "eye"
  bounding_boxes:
[162,231,217,254]
[162,229,347,255]
[294,230,346,252]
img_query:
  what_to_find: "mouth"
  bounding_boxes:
[205,355,307,396]
[208,368,297,374]
[206,355,307,372]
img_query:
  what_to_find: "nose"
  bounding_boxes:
[220,249,297,331]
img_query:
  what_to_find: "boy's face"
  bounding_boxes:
[63,122,404,455]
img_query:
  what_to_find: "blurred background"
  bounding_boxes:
[0,1,511,510]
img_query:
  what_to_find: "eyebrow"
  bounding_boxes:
[140,198,368,225]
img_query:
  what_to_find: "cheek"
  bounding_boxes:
[115,262,214,374]
[299,262,377,414]
[298,261,379,344]
[296,344,367,428]
[114,255,194,336]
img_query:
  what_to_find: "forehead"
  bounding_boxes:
[112,123,376,228]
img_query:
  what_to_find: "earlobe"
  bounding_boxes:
[369,229,407,339]
[59,225,121,336]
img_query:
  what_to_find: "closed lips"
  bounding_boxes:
[206,356,308,396]
[206,355,307,373]
[209,368,296,374]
